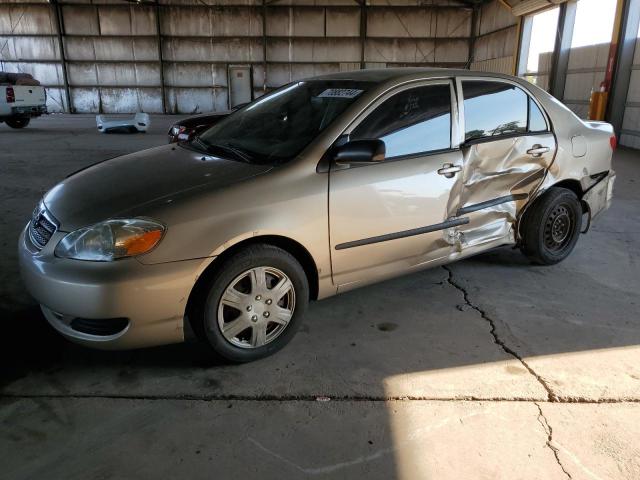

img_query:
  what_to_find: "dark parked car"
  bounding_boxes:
[167,104,246,143]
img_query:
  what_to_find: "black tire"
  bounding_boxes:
[6,117,30,129]
[195,244,309,363]
[520,187,582,265]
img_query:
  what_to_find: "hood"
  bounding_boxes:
[44,144,272,231]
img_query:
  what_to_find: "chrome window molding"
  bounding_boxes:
[455,75,552,146]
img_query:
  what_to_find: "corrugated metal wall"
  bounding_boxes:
[562,43,611,118]
[0,0,475,114]
[470,0,517,74]
[620,35,640,148]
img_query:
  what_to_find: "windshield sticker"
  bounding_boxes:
[317,88,364,99]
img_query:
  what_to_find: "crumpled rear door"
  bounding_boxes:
[447,78,557,250]
[448,135,556,249]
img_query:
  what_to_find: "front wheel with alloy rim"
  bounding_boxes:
[520,187,583,265]
[197,244,309,362]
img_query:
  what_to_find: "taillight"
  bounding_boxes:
[6,87,15,103]
[610,135,617,151]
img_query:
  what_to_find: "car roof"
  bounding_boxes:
[309,67,518,84]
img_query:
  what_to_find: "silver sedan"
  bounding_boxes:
[19,68,616,362]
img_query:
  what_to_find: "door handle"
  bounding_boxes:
[527,145,550,157]
[438,163,462,178]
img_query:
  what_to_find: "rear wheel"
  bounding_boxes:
[520,187,582,265]
[6,117,30,129]
[196,244,309,362]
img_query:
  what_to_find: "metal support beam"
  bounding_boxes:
[466,4,480,69]
[50,2,470,11]
[511,16,523,75]
[154,0,166,114]
[262,0,268,91]
[607,0,640,135]
[0,59,466,67]
[359,0,367,70]
[51,0,72,113]
[549,0,577,101]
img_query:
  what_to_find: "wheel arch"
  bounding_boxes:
[517,179,587,241]
[185,235,320,335]
[551,179,583,199]
[546,179,589,214]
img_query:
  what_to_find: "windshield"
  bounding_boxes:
[197,80,372,165]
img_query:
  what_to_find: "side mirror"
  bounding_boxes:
[333,139,385,166]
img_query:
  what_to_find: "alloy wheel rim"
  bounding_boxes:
[543,204,574,252]
[217,266,295,349]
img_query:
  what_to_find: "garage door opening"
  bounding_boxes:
[520,7,560,91]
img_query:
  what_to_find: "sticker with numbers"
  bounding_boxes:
[317,89,364,99]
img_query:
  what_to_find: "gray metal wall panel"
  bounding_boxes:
[163,63,228,88]
[98,7,156,36]
[326,8,360,37]
[267,38,360,63]
[471,0,517,74]
[621,38,640,148]
[162,6,263,37]
[0,4,55,34]
[366,8,435,38]
[477,0,515,35]
[163,37,264,62]
[0,0,475,113]
[0,36,58,61]
[563,43,610,118]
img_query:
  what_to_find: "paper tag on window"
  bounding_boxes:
[317,88,363,99]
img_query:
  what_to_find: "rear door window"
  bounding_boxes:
[351,84,452,158]
[528,97,548,132]
[462,80,528,142]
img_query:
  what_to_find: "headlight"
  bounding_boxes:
[55,218,165,261]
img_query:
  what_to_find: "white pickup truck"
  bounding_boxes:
[0,73,47,129]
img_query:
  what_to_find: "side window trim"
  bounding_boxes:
[455,76,551,147]
[528,96,550,133]
[343,79,459,160]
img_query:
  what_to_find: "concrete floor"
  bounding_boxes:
[1,115,639,479]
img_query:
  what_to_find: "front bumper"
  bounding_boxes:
[18,226,204,350]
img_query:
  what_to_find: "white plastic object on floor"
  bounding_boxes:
[96,113,150,133]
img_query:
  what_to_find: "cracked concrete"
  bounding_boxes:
[444,264,558,402]
[535,402,573,480]
[1,116,639,479]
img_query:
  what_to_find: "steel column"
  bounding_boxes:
[262,0,268,91]
[359,0,367,70]
[466,4,480,69]
[549,0,577,101]
[154,1,167,114]
[607,0,640,135]
[51,0,72,113]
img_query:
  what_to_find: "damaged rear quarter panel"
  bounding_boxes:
[523,88,615,222]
